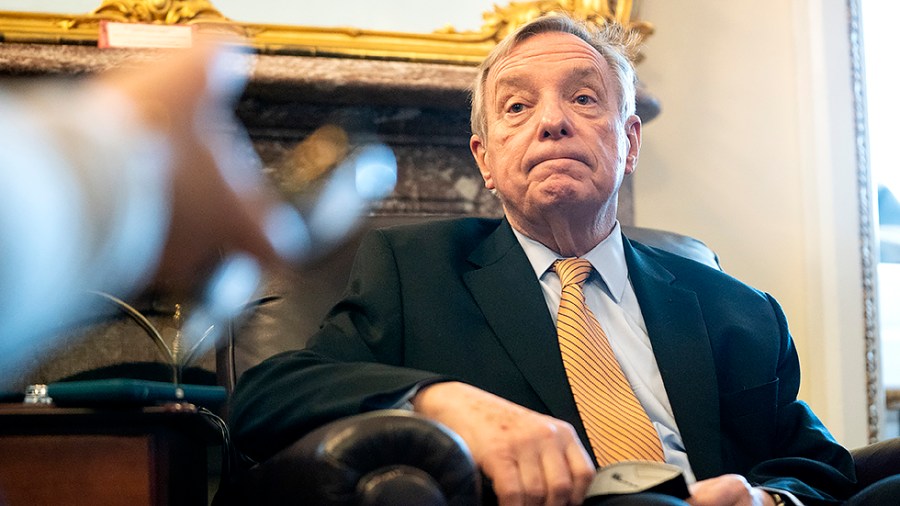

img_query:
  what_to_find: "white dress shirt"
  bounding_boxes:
[511,222,697,482]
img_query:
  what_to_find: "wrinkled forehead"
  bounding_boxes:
[486,32,612,96]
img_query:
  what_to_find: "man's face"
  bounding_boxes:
[470,32,641,230]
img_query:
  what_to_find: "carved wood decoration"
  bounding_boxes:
[847,0,883,442]
[0,0,652,64]
[91,0,225,24]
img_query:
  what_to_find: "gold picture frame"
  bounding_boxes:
[0,0,652,65]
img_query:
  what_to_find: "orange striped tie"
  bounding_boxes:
[554,258,665,466]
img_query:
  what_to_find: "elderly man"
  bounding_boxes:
[230,15,890,505]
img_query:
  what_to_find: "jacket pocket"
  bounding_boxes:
[719,379,779,464]
[721,379,778,418]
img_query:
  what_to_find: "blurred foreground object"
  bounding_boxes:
[268,122,398,263]
[0,40,308,383]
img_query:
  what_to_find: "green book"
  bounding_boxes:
[40,378,226,407]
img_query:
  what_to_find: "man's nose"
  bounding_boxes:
[539,100,573,140]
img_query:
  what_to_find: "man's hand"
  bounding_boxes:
[687,475,775,506]
[412,381,595,506]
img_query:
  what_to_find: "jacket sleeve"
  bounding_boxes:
[229,229,451,462]
[744,294,858,505]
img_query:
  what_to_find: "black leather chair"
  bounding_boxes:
[217,215,900,505]
[217,217,720,393]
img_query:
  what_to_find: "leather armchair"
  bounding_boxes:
[216,218,721,392]
[224,418,900,505]
[227,410,481,505]
[218,215,899,505]
[852,437,900,490]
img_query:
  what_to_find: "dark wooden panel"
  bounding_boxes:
[0,434,153,506]
[0,405,217,506]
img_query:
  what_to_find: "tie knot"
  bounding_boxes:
[554,258,592,287]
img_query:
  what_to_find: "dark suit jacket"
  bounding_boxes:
[231,217,857,505]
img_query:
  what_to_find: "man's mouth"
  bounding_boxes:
[527,153,590,172]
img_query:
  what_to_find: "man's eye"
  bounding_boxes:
[575,95,595,105]
[508,103,525,113]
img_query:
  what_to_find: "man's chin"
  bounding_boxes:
[534,189,592,214]
[535,176,586,198]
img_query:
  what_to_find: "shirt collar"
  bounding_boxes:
[511,221,629,303]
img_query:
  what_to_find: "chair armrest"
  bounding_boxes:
[850,437,900,489]
[234,410,481,505]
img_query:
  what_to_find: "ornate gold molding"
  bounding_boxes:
[92,0,225,24]
[441,0,652,45]
[0,0,652,65]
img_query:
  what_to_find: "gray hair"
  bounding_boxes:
[470,15,639,141]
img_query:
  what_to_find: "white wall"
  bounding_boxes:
[636,0,869,447]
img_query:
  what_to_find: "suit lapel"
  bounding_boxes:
[463,220,584,431]
[461,224,725,475]
[623,238,724,478]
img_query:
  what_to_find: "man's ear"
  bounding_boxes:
[624,115,642,176]
[470,134,495,190]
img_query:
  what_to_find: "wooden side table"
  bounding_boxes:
[0,403,221,506]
